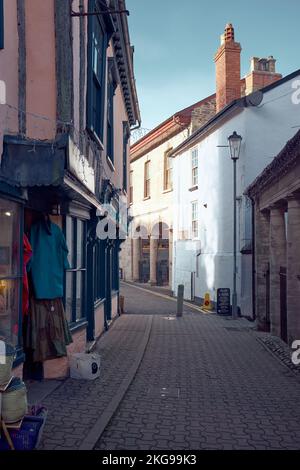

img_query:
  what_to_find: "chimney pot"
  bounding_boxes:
[215,24,241,112]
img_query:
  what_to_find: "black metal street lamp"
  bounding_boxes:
[228,131,242,319]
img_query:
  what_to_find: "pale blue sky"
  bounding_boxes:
[127,0,300,130]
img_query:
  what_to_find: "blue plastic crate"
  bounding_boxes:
[0,412,47,451]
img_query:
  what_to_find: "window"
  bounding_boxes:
[191,201,198,239]
[0,199,21,346]
[164,149,173,191]
[106,68,115,163]
[0,0,3,50]
[93,240,105,303]
[65,217,87,324]
[123,122,130,191]
[87,1,107,140]
[144,160,150,198]
[111,243,119,291]
[129,171,133,204]
[191,147,198,187]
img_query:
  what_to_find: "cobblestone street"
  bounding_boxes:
[39,282,300,450]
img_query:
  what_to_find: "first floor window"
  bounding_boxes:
[144,160,151,198]
[164,149,173,191]
[0,198,22,346]
[191,201,198,239]
[129,171,133,204]
[191,147,198,187]
[65,217,87,324]
[87,1,107,140]
[106,71,115,163]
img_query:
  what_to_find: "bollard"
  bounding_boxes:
[177,284,184,317]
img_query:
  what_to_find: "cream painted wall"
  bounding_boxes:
[120,128,190,284]
[129,129,189,233]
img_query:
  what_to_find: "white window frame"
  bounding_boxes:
[191,201,199,239]
[191,147,198,187]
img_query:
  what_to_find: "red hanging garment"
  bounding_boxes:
[22,234,32,317]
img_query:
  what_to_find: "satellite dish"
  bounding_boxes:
[245,90,264,107]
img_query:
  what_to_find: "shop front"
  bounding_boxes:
[0,180,26,377]
[0,134,120,380]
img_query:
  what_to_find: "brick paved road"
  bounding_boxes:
[95,283,300,450]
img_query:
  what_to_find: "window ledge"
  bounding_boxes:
[189,185,198,192]
[69,319,88,333]
[86,128,104,151]
[94,298,105,309]
[162,188,173,194]
[143,196,151,201]
[106,156,115,171]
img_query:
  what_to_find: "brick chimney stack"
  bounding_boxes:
[215,24,242,113]
[245,56,282,95]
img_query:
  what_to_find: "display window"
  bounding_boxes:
[65,216,87,324]
[0,198,22,346]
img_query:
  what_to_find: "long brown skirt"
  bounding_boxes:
[26,298,73,362]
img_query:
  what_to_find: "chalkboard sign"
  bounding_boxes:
[217,288,231,315]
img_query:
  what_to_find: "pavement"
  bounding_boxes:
[36,282,300,450]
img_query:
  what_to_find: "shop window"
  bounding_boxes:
[0,199,22,346]
[94,240,105,303]
[87,0,107,141]
[111,243,119,291]
[0,0,3,50]
[65,217,87,324]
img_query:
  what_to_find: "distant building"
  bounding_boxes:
[120,95,216,287]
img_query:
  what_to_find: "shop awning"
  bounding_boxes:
[0,135,66,187]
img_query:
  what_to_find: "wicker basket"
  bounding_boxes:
[1,377,28,424]
[0,344,15,386]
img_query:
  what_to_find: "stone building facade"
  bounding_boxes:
[246,130,300,345]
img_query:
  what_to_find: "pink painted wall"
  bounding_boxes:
[0,0,19,157]
[72,0,80,136]
[25,0,57,140]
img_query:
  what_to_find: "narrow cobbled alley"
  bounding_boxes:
[36,282,300,451]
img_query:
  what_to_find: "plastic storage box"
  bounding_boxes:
[70,352,101,380]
